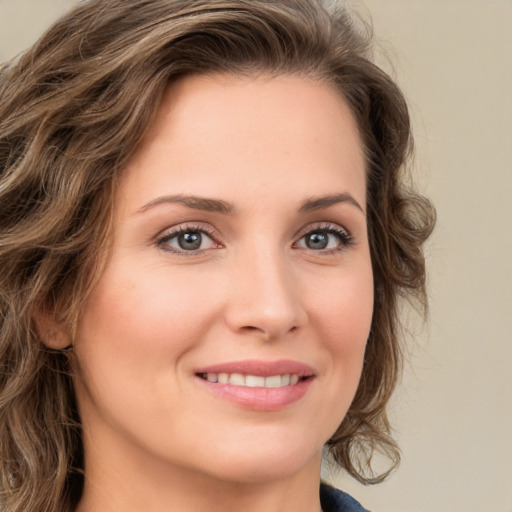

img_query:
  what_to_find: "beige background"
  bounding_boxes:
[1,1,511,511]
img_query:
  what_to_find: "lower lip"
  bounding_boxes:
[196,377,313,411]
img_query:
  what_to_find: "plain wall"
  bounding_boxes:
[1,1,511,511]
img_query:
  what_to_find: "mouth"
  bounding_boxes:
[194,360,316,411]
[196,372,311,388]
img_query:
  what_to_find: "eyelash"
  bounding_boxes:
[157,224,219,255]
[293,223,354,253]
[156,222,353,255]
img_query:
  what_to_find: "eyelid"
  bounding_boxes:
[154,221,354,256]
[293,222,354,251]
[156,223,222,254]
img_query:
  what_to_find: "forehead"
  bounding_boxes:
[148,72,362,152]
[119,73,366,211]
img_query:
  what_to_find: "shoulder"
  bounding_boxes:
[320,483,371,512]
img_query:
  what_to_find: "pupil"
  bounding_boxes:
[306,232,328,249]
[178,231,202,250]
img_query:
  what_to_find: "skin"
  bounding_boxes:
[60,74,373,512]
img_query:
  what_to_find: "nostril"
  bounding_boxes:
[224,292,307,340]
[239,324,299,340]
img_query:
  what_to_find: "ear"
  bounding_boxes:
[32,307,72,350]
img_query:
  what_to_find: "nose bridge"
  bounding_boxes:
[225,241,306,340]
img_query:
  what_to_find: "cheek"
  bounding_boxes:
[312,262,373,339]
[76,263,220,360]
[71,264,220,435]
[308,261,374,384]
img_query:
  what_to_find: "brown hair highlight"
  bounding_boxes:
[0,1,435,510]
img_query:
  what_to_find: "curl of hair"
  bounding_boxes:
[0,1,435,510]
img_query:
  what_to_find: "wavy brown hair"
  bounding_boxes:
[0,0,435,510]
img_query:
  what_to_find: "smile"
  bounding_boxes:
[194,360,316,411]
[197,373,303,388]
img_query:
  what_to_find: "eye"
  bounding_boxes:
[157,226,219,253]
[295,225,353,252]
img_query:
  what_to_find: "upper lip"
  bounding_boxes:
[195,359,316,377]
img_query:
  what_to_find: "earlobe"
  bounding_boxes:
[32,307,72,350]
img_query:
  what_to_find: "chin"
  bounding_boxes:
[185,435,323,485]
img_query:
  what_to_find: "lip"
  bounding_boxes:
[195,359,315,377]
[194,359,316,412]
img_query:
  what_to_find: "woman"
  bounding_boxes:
[0,1,435,511]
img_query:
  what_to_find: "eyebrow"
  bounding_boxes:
[299,193,365,215]
[137,194,234,215]
[136,192,364,216]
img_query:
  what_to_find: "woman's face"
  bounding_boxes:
[72,74,373,485]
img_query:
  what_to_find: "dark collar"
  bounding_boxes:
[320,483,371,512]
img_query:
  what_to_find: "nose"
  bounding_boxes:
[223,248,307,341]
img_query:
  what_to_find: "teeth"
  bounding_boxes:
[201,372,304,388]
[265,375,282,388]
[229,373,245,386]
[218,373,229,384]
[246,375,265,387]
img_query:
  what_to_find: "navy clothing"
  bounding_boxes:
[320,483,370,512]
